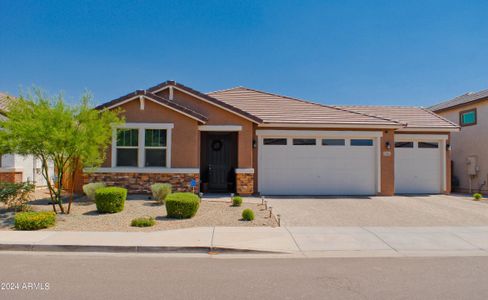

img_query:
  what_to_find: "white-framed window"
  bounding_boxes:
[112,123,173,168]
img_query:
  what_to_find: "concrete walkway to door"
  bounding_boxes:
[265,194,488,227]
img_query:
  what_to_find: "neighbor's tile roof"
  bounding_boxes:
[0,92,13,112]
[429,88,488,112]
[0,92,14,121]
[335,106,459,129]
[208,87,401,127]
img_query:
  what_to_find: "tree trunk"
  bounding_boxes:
[41,157,57,214]
[67,158,79,214]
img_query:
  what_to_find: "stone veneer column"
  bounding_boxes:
[236,171,254,195]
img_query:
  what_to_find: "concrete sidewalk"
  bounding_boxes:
[2,226,488,257]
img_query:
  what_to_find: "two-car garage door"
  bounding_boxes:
[258,131,380,195]
[257,131,447,195]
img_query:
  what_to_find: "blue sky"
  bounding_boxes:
[1,0,487,106]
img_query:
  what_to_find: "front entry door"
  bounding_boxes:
[202,132,237,192]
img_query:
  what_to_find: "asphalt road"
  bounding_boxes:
[1,253,488,300]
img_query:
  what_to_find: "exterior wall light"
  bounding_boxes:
[385,141,391,150]
[252,139,257,148]
[447,144,452,151]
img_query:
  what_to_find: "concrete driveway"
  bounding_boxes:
[266,194,488,226]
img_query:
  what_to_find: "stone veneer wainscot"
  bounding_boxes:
[84,172,200,194]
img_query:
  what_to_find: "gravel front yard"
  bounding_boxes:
[0,190,277,231]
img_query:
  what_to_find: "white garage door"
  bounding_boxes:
[394,138,443,194]
[258,135,379,195]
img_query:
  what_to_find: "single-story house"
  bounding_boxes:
[430,88,488,194]
[79,81,459,196]
[0,93,55,186]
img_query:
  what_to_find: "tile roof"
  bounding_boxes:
[148,81,263,123]
[0,92,14,121]
[208,87,401,127]
[96,90,208,123]
[429,88,488,112]
[0,92,13,113]
[335,106,459,129]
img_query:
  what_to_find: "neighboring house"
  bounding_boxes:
[78,80,458,196]
[0,93,54,187]
[430,89,488,193]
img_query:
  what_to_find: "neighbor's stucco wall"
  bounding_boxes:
[437,101,488,193]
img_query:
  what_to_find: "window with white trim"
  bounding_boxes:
[113,124,172,168]
[145,129,167,167]
[116,129,139,167]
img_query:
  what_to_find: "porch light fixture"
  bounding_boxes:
[252,139,257,148]
[446,144,452,151]
[385,141,391,150]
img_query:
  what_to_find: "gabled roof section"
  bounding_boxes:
[430,88,488,112]
[336,105,459,131]
[208,87,402,127]
[147,81,263,123]
[96,90,208,123]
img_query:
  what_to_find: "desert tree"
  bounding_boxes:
[0,88,123,213]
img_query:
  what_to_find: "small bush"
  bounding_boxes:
[95,187,127,213]
[165,193,200,219]
[232,196,243,207]
[242,209,255,221]
[0,182,35,210]
[14,211,56,230]
[83,182,106,201]
[131,216,156,227]
[151,183,172,204]
[474,193,483,201]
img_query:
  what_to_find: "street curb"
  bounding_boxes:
[0,243,285,254]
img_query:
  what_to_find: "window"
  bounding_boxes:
[460,109,477,126]
[263,138,287,145]
[351,139,373,146]
[395,141,413,148]
[145,129,167,167]
[322,139,345,146]
[293,138,316,145]
[113,124,172,168]
[116,129,139,166]
[418,142,439,149]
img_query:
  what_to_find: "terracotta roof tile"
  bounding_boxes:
[336,105,459,129]
[0,92,14,113]
[208,87,401,127]
[96,90,208,123]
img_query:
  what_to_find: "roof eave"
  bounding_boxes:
[257,122,403,129]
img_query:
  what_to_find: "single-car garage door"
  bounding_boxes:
[258,132,380,195]
[394,136,445,194]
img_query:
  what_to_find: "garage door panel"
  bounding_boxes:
[259,138,377,195]
[395,141,442,194]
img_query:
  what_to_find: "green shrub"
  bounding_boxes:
[474,193,483,201]
[242,209,255,221]
[95,187,127,213]
[232,196,243,207]
[131,216,156,227]
[0,182,35,210]
[83,182,106,201]
[151,183,172,204]
[14,211,56,230]
[165,193,200,219]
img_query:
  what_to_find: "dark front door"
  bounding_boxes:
[201,132,237,193]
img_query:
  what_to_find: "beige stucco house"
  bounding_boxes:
[72,80,458,196]
[431,89,488,193]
